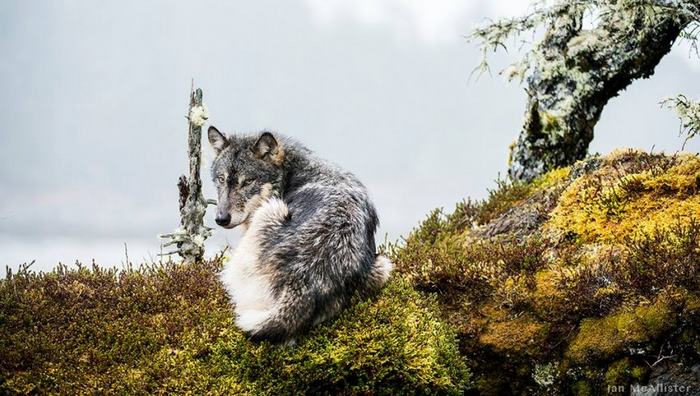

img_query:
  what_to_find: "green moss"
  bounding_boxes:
[0,263,470,394]
[572,380,595,396]
[604,358,648,390]
[197,279,471,395]
[566,289,683,363]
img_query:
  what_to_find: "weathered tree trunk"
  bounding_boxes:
[508,5,691,181]
[160,86,212,262]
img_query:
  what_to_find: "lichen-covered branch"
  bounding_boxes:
[473,0,699,181]
[160,87,212,262]
[662,94,700,149]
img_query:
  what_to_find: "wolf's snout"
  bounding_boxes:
[215,213,231,226]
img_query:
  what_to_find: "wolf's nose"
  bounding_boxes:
[215,213,231,226]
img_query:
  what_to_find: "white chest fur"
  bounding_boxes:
[219,197,290,333]
[220,226,277,332]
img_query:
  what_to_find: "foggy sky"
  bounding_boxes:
[1,0,698,274]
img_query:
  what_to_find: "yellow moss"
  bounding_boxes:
[479,314,550,354]
[531,269,569,318]
[546,152,700,243]
[642,158,700,195]
[605,148,646,162]
[568,315,639,363]
[566,290,682,363]
[531,166,572,191]
[630,365,646,381]
[507,140,516,168]
[493,274,532,308]
[604,358,647,388]
[541,111,562,134]
[684,293,700,314]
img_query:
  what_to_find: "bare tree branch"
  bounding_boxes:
[159,85,212,262]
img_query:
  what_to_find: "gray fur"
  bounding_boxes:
[208,126,393,342]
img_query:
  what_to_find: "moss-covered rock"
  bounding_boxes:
[546,150,700,244]
[388,149,700,394]
[565,288,686,364]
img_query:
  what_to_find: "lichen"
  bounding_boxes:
[662,94,700,148]
[471,0,700,180]
[533,361,559,388]
[188,103,209,127]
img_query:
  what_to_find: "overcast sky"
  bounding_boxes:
[1,0,698,274]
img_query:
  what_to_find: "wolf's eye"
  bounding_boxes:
[241,179,253,187]
[217,175,226,184]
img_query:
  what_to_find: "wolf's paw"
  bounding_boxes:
[236,308,276,333]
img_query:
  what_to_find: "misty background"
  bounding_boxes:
[1,0,698,275]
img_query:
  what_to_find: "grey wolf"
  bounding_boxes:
[208,127,393,342]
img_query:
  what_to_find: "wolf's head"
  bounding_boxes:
[207,126,285,229]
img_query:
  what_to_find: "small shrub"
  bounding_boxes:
[624,220,700,293]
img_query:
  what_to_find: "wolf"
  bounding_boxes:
[207,126,393,342]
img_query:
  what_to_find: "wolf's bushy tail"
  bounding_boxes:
[370,255,393,287]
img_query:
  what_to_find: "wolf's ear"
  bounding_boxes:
[252,132,284,166]
[208,126,228,154]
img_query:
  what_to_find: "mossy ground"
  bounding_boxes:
[387,149,700,394]
[0,260,469,394]
[2,150,698,395]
